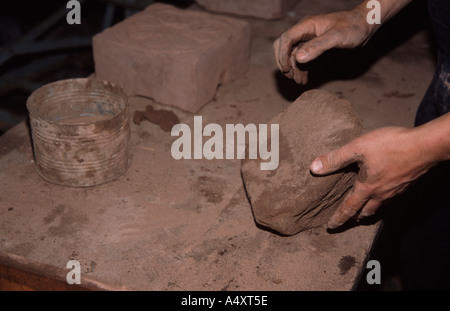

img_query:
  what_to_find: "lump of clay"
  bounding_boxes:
[241,90,362,235]
[93,3,251,113]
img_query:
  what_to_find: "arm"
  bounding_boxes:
[375,0,415,27]
[310,112,450,229]
[274,0,413,84]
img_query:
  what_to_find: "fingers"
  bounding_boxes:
[292,66,308,85]
[310,143,360,176]
[310,141,377,229]
[290,47,308,84]
[273,38,283,72]
[274,38,294,78]
[276,21,316,73]
[358,199,382,219]
[274,38,308,84]
[294,30,341,64]
[327,182,369,229]
[327,182,383,229]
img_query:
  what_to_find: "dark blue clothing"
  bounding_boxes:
[414,51,450,126]
[428,0,450,55]
[415,0,450,126]
[403,0,450,290]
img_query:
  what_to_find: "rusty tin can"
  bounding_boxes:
[26,78,131,187]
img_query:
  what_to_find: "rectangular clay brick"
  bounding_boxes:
[195,0,300,20]
[93,3,251,113]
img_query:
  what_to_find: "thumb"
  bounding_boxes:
[295,31,339,63]
[310,145,358,175]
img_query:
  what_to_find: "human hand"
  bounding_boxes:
[309,126,436,229]
[273,7,372,84]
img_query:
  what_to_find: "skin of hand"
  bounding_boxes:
[273,8,371,84]
[273,0,423,229]
[273,0,412,84]
[310,115,450,229]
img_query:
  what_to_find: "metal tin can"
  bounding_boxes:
[27,78,130,187]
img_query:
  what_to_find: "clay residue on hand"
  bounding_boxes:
[133,105,180,132]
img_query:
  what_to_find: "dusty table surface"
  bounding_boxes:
[0,119,380,291]
[0,0,435,291]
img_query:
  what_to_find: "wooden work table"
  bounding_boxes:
[0,111,380,290]
[2,0,434,290]
[0,47,382,291]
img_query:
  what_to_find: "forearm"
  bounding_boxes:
[353,0,414,33]
[415,112,450,164]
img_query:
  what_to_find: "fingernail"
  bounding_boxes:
[327,219,340,230]
[327,214,338,229]
[327,214,340,229]
[296,49,309,62]
[357,212,373,220]
[310,158,323,173]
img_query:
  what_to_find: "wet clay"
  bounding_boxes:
[241,90,363,235]
[133,105,180,132]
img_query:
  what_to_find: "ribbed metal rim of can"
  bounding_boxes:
[26,78,131,187]
[26,78,128,125]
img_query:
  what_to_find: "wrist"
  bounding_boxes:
[351,0,384,34]
[413,113,450,165]
[352,2,380,41]
[353,0,414,38]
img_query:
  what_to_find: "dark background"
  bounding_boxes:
[0,0,194,135]
[0,0,445,291]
